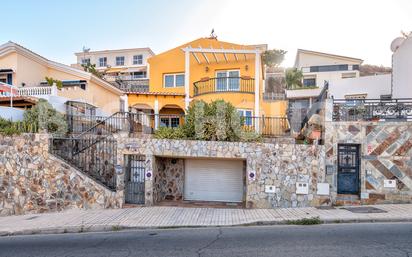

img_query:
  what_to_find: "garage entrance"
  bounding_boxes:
[184,159,245,203]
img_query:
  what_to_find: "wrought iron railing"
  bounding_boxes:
[241,116,290,137]
[333,98,412,121]
[49,135,117,190]
[193,77,255,96]
[67,112,290,137]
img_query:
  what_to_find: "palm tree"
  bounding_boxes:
[285,68,303,89]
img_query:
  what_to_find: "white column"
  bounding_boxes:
[184,49,190,111]
[254,51,260,132]
[154,98,159,129]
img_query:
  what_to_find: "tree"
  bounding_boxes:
[81,63,103,79]
[45,77,63,90]
[154,100,260,142]
[285,68,303,89]
[262,49,287,67]
[23,99,67,135]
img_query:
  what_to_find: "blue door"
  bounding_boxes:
[337,144,360,194]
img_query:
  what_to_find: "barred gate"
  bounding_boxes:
[125,155,146,204]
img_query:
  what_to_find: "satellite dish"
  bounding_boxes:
[390,37,405,52]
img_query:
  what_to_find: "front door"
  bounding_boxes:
[125,155,145,204]
[337,144,360,194]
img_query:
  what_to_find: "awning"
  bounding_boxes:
[105,67,127,73]
[0,69,13,74]
[123,67,147,73]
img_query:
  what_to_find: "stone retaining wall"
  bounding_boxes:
[116,135,328,208]
[0,134,123,216]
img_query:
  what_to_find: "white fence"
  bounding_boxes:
[0,83,58,98]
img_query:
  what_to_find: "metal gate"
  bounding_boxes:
[337,144,360,194]
[125,155,145,204]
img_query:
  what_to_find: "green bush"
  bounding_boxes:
[154,126,186,140]
[0,118,38,136]
[23,99,67,135]
[155,100,262,142]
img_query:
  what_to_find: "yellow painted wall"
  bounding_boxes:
[148,38,257,96]
[129,37,285,118]
[16,54,48,87]
[128,94,185,111]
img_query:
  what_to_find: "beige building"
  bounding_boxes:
[0,41,124,115]
[73,47,155,91]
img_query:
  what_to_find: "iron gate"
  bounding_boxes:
[337,144,360,194]
[125,155,145,204]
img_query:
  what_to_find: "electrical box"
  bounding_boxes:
[265,185,276,193]
[296,182,309,195]
[384,179,396,188]
[316,183,330,195]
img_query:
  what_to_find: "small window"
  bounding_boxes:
[352,65,360,71]
[163,73,184,88]
[303,78,317,87]
[81,58,90,65]
[133,55,143,65]
[99,57,107,67]
[238,109,253,126]
[116,56,125,66]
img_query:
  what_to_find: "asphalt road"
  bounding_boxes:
[0,223,412,257]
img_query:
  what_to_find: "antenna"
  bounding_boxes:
[82,46,90,53]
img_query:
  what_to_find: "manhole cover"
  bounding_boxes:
[344,207,387,213]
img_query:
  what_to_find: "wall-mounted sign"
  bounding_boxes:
[115,165,123,174]
[146,170,153,181]
[248,170,256,181]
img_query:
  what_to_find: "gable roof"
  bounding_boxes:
[294,49,363,67]
[0,41,124,96]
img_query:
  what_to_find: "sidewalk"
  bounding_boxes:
[1,204,412,236]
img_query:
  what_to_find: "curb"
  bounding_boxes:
[1,218,412,236]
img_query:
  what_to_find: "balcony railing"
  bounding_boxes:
[67,112,290,138]
[193,77,255,97]
[333,98,412,121]
[263,92,286,101]
[0,84,58,98]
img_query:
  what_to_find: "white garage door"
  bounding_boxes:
[184,159,244,202]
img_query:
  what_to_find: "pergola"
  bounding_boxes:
[182,46,262,130]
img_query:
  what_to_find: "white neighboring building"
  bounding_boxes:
[328,74,392,99]
[391,35,412,99]
[72,47,155,91]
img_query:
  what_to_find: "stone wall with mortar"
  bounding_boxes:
[0,134,123,216]
[116,134,328,209]
[324,121,412,204]
[153,157,184,202]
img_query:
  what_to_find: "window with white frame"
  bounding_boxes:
[99,57,107,67]
[116,56,125,66]
[238,109,253,126]
[133,55,143,65]
[164,73,185,88]
[216,70,240,91]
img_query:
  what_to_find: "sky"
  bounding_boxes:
[1,0,412,67]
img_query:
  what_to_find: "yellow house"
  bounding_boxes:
[128,37,287,133]
[0,41,124,115]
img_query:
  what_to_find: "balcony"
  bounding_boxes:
[193,77,254,97]
[262,92,286,101]
[107,77,150,93]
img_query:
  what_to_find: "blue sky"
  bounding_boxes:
[2,0,412,66]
